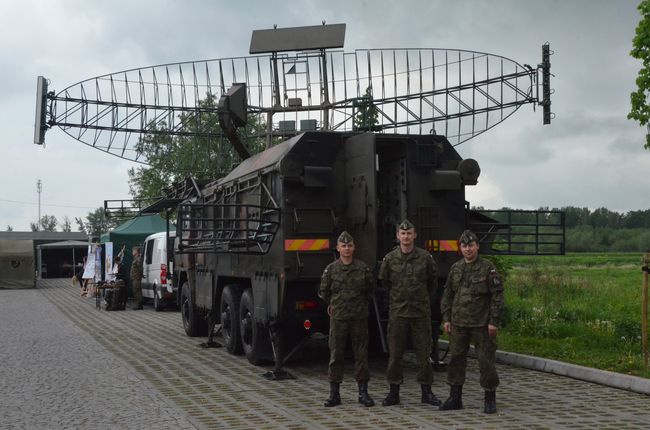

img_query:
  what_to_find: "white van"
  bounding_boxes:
[141,231,177,311]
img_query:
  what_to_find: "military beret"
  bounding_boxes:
[459,229,479,245]
[337,231,354,244]
[398,219,415,230]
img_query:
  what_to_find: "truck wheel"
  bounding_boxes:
[154,286,163,312]
[220,285,243,355]
[181,282,207,337]
[239,288,270,365]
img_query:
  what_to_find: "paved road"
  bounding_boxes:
[2,279,650,429]
[0,283,199,430]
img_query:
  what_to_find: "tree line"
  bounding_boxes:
[560,206,650,251]
[562,206,650,229]
[15,206,649,253]
[474,206,650,253]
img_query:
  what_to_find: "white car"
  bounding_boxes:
[141,231,177,311]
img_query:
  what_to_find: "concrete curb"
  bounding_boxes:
[439,340,650,396]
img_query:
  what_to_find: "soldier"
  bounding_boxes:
[439,230,504,414]
[379,219,441,407]
[130,246,144,310]
[319,231,375,407]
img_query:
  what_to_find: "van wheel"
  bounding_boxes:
[181,282,206,337]
[239,288,270,365]
[220,285,243,355]
[154,286,163,312]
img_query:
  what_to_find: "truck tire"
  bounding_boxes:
[220,285,243,355]
[181,282,207,337]
[239,288,270,365]
[154,285,163,312]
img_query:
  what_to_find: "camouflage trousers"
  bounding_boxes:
[447,325,499,390]
[131,278,142,304]
[328,318,369,383]
[386,317,433,385]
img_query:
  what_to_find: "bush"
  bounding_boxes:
[483,255,512,282]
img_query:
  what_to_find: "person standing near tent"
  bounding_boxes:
[130,246,143,310]
[76,256,88,297]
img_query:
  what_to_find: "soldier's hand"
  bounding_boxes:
[488,324,498,338]
[444,322,451,334]
[327,305,333,317]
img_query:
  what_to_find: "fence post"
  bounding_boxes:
[641,251,650,369]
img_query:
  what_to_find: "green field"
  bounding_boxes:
[491,253,650,379]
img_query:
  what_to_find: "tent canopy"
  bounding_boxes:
[101,214,173,271]
[0,239,35,289]
[102,215,172,243]
[37,240,89,249]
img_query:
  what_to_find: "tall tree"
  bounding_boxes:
[629,0,650,149]
[75,217,87,234]
[563,206,592,228]
[76,208,117,238]
[61,216,72,232]
[623,209,650,228]
[128,93,267,201]
[353,87,380,131]
[30,215,58,232]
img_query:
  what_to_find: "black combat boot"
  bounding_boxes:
[357,381,375,407]
[382,384,400,406]
[420,384,442,406]
[439,385,463,411]
[484,390,497,414]
[324,382,341,407]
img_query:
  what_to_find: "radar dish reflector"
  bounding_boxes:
[37,25,552,165]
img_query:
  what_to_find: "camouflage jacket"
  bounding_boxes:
[378,247,438,319]
[441,256,504,327]
[319,258,374,320]
[130,258,143,280]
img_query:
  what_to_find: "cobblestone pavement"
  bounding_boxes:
[4,279,650,429]
[0,282,199,430]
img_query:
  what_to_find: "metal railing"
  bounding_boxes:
[469,209,565,255]
[177,202,281,255]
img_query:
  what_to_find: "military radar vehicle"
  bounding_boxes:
[36,24,562,378]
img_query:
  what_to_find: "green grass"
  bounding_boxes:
[496,253,650,379]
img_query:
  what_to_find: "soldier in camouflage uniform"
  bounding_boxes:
[319,231,375,407]
[130,246,144,310]
[378,219,441,407]
[439,230,504,414]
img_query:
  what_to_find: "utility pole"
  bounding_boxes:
[37,179,42,231]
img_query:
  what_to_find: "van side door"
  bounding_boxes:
[143,238,155,294]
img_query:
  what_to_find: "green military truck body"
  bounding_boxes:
[173,130,489,366]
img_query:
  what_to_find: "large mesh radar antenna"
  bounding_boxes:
[34,24,552,163]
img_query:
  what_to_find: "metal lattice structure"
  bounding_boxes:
[35,25,551,165]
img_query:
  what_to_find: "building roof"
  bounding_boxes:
[0,231,88,242]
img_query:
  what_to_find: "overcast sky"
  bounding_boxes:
[0,0,647,231]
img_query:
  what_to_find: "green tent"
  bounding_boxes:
[101,215,173,293]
